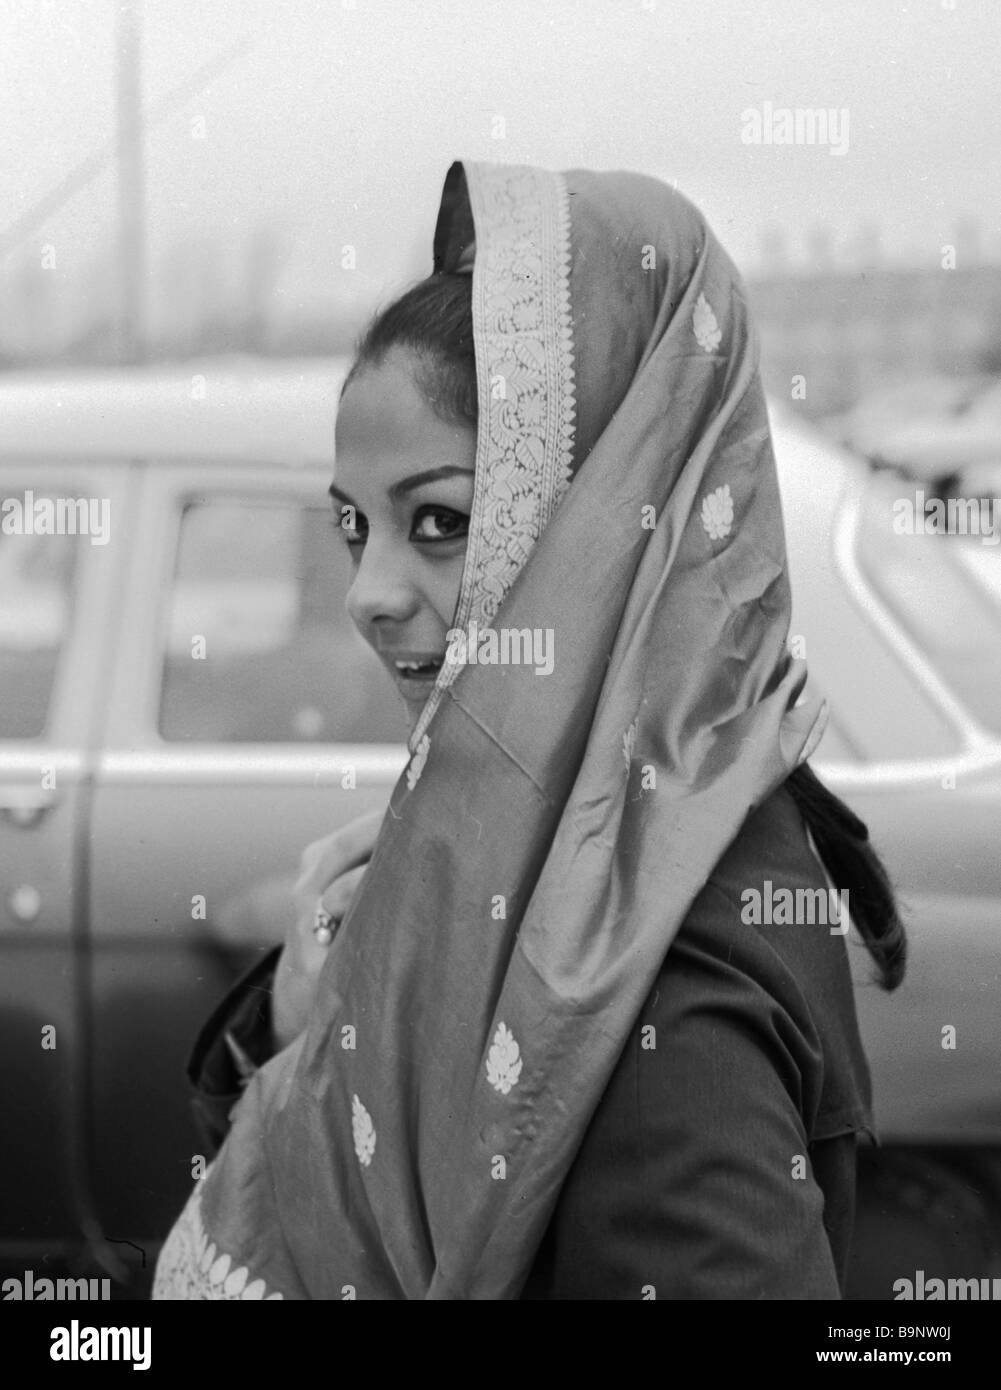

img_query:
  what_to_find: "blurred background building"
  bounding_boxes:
[3,0,1000,445]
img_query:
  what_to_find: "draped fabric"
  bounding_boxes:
[153,160,828,1301]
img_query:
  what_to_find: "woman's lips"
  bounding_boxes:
[383,655,443,699]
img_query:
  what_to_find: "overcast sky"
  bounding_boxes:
[3,0,999,326]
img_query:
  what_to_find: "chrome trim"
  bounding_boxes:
[95,744,408,784]
[0,747,87,774]
[815,747,1001,791]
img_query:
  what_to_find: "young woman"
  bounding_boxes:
[153,160,905,1300]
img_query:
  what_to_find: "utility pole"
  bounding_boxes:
[116,0,145,364]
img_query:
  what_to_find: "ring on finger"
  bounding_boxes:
[313,902,335,946]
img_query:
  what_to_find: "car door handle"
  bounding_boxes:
[0,785,60,827]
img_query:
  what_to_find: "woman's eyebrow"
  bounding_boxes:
[328,465,474,508]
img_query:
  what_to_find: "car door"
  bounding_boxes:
[0,461,129,1271]
[776,415,1001,1141]
[86,460,407,1263]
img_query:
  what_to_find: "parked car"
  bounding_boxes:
[828,372,1001,500]
[2,359,1000,1299]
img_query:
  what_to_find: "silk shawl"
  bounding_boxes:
[153,160,829,1301]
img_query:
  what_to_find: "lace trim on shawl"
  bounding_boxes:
[408,165,576,755]
[152,1175,284,1300]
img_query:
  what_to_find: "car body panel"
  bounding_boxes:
[772,410,1001,1146]
[0,459,135,1252]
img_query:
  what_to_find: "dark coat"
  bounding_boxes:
[188,783,873,1300]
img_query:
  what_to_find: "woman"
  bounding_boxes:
[153,160,905,1300]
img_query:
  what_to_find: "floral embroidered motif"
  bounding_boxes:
[405,734,430,791]
[485,1022,523,1095]
[409,164,577,750]
[152,1177,284,1300]
[693,292,722,353]
[352,1093,376,1166]
[701,484,734,541]
[622,719,638,768]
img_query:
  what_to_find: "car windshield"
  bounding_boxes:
[855,472,1001,738]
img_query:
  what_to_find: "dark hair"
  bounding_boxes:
[348,273,906,992]
[786,761,906,990]
[343,272,477,428]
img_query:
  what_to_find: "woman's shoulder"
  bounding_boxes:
[657,781,875,1141]
[694,779,859,992]
[523,781,872,1298]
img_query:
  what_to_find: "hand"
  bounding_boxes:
[271,808,385,1050]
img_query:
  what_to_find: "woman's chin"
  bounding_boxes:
[402,690,432,732]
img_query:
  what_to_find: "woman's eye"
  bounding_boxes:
[328,505,468,548]
[411,506,469,543]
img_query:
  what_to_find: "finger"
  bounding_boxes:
[316,863,368,924]
[298,809,382,886]
[304,809,385,889]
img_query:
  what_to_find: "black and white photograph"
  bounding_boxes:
[1,0,999,1354]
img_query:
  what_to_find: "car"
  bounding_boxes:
[2,358,1000,1299]
[828,372,1001,500]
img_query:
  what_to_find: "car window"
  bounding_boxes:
[777,424,965,766]
[784,534,963,765]
[855,476,1001,740]
[0,490,80,739]
[792,613,962,766]
[158,496,406,744]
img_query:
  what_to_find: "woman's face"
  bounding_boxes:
[332,347,476,731]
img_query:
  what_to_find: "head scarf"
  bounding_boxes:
[154,160,828,1301]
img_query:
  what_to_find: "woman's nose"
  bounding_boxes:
[345,535,420,631]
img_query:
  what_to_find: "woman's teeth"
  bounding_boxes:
[395,659,441,674]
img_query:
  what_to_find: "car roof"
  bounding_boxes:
[0,356,349,466]
[0,357,865,521]
[833,373,1001,477]
[0,357,861,490]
